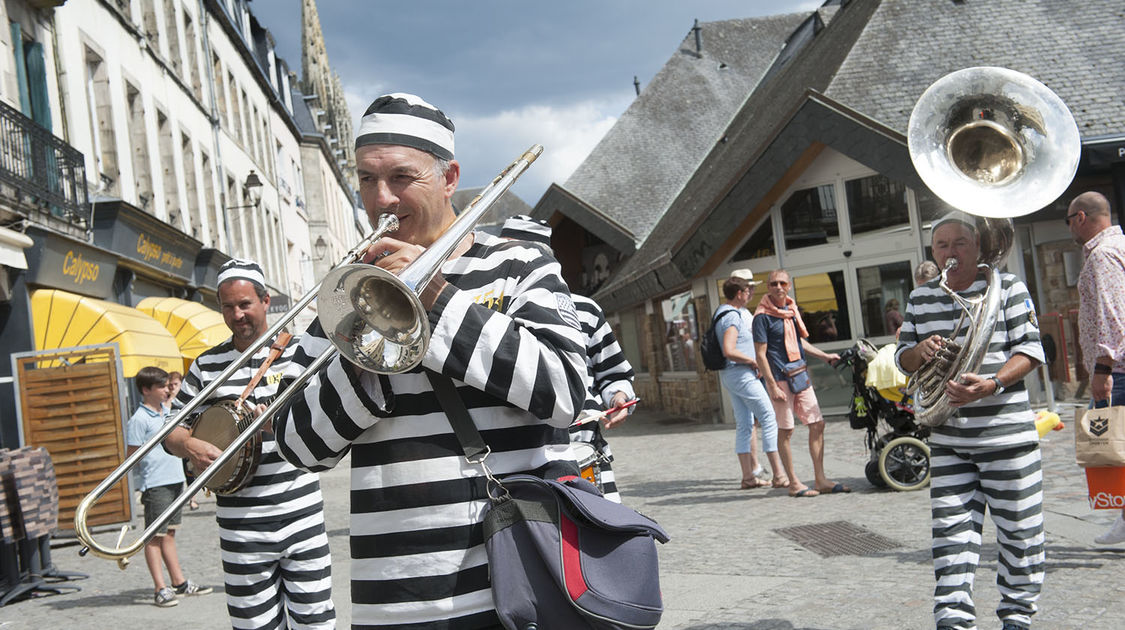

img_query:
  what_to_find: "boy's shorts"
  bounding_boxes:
[142,482,184,535]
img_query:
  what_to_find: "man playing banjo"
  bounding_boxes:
[165,259,336,630]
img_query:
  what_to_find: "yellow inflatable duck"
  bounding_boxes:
[1035,411,1063,438]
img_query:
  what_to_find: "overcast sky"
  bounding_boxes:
[255,1,821,205]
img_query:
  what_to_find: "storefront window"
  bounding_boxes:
[660,291,698,372]
[792,270,851,344]
[780,184,838,250]
[855,260,913,338]
[846,174,909,235]
[732,218,775,261]
[617,306,645,373]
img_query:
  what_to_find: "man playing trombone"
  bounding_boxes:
[274,93,588,629]
[165,259,336,630]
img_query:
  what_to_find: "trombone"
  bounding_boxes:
[74,145,544,568]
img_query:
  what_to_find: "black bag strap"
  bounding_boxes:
[425,370,489,460]
[712,306,736,328]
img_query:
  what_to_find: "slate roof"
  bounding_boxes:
[451,186,532,230]
[290,87,321,137]
[560,11,816,248]
[593,0,1125,311]
[825,0,1125,138]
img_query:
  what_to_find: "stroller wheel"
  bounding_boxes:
[865,460,887,488]
[878,436,930,491]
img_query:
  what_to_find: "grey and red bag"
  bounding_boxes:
[484,474,669,630]
[424,371,670,630]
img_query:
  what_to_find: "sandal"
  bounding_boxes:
[740,479,768,489]
[771,476,790,489]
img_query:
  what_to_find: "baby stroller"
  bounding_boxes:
[835,340,931,491]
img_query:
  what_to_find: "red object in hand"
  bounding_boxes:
[571,398,640,427]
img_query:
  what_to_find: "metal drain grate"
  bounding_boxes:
[773,520,902,557]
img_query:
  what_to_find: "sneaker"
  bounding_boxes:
[173,579,213,596]
[1001,624,1029,630]
[154,587,178,607]
[1094,513,1125,545]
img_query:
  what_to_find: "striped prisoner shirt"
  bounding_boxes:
[574,294,635,413]
[572,294,635,503]
[176,335,328,522]
[275,232,588,629]
[895,272,1045,449]
[175,335,335,629]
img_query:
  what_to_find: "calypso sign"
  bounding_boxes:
[62,249,101,286]
[137,232,185,270]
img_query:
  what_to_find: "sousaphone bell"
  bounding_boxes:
[905,66,1080,427]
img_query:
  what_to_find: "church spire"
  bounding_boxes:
[300,0,355,180]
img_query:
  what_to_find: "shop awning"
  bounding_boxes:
[793,273,840,313]
[0,225,34,269]
[137,296,229,371]
[31,289,182,377]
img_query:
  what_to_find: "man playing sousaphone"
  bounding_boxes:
[164,259,336,629]
[896,214,1045,630]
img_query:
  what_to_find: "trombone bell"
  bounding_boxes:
[318,264,428,373]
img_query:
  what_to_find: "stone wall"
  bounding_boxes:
[624,295,725,423]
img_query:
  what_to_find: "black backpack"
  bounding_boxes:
[700,308,736,371]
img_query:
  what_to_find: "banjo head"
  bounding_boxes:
[191,402,262,495]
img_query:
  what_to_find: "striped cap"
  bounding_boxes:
[930,212,978,239]
[355,93,455,160]
[500,215,552,246]
[217,258,266,291]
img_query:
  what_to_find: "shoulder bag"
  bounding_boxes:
[426,371,670,630]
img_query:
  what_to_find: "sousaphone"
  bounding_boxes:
[905,66,1080,427]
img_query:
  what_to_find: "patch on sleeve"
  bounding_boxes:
[556,293,581,329]
[1025,298,1038,329]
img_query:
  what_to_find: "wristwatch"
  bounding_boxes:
[989,375,1006,396]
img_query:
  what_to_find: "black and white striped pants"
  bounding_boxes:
[220,511,336,629]
[930,442,1045,630]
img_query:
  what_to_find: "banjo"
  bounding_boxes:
[190,332,292,495]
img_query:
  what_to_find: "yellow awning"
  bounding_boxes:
[31,289,182,377]
[137,296,229,371]
[793,273,839,313]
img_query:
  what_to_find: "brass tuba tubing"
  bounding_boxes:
[73,214,400,566]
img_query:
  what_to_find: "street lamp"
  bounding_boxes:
[240,170,263,208]
[222,171,265,257]
[301,236,329,264]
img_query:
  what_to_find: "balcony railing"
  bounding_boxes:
[0,99,90,230]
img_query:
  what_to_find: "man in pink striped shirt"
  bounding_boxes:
[1068,190,1125,544]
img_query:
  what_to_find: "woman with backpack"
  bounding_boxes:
[715,270,786,490]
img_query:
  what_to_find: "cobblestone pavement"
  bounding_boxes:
[3,403,1122,629]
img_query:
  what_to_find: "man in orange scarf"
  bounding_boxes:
[753,269,850,497]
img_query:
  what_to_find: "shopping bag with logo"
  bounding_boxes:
[1074,404,1125,467]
